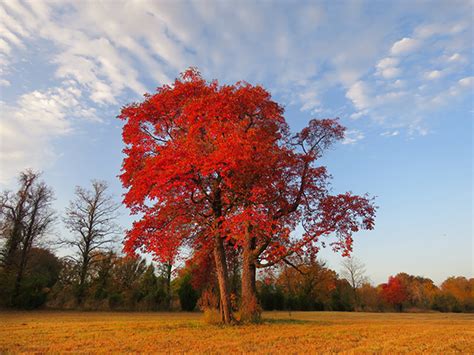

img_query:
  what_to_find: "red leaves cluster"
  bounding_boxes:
[119,68,376,268]
[381,276,408,307]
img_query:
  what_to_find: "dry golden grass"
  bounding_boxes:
[1,311,473,353]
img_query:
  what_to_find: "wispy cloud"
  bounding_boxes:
[0,85,97,183]
[390,37,420,55]
[342,130,365,145]
[346,15,473,136]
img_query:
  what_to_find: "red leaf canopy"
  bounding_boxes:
[119,68,376,266]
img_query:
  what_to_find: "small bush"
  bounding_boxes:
[203,308,222,324]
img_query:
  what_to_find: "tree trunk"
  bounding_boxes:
[213,235,232,324]
[3,221,22,270]
[12,246,28,303]
[240,236,261,323]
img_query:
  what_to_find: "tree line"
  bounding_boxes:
[0,170,177,310]
[256,259,474,313]
[0,170,471,313]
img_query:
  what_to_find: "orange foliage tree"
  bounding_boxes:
[440,277,474,311]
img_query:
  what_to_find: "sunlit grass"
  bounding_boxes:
[1,311,473,353]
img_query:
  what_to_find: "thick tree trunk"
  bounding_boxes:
[209,186,232,324]
[240,236,261,322]
[213,235,232,324]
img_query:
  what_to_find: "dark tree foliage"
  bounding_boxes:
[14,248,61,309]
[178,273,199,311]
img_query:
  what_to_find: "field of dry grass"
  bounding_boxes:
[1,311,473,353]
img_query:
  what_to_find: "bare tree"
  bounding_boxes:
[62,180,120,305]
[340,256,368,309]
[0,171,37,268]
[0,170,55,301]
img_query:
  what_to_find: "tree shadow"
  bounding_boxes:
[263,318,332,326]
[263,318,310,325]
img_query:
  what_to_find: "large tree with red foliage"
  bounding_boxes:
[119,68,376,323]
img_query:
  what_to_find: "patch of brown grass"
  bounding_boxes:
[1,311,473,353]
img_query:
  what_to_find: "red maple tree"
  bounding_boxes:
[119,68,376,323]
[381,275,408,311]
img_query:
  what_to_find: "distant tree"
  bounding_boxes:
[331,279,355,311]
[0,170,55,306]
[340,256,367,309]
[47,257,80,309]
[178,272,199,311]
[394,273,438,310]
[62,180,120,306]
[140,264,164,311]
[276,258,336,311]
[0,171,37,269]
[14,247,60,309]
[110,255,147,309]
[358,283,382,311]
[440,276,474,311]
[90,251,116,302]
[381,275,408,311]
[257,280,285,311]
[432,293,462,313]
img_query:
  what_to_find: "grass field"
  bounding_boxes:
[1,311,473,353]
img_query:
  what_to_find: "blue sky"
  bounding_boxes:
[0,0,472,284]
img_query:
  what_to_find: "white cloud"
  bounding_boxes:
[298,85,321,113]
[0,38,11,55]
[350,110,369,120]
[414,24,445,39]
[392,79,405,88]
[390,37,420,55]
[0,85,97,184]
[0,78,10,86]
[381,130,399,137]
[458,76,473,87]
[377,57,399,69]
[342,130,365,145]
[0,0,416,118]
[346,81,371,111]
[375,57,401,78]
[351,15,473,135]
[447,53,463,62]
[425,70,444,80]
[379,67,401,79]
[414,21,468,39]
[0,1,149,104]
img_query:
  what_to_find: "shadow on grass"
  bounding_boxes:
[263,318,333,326]
[263,318,310,325]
